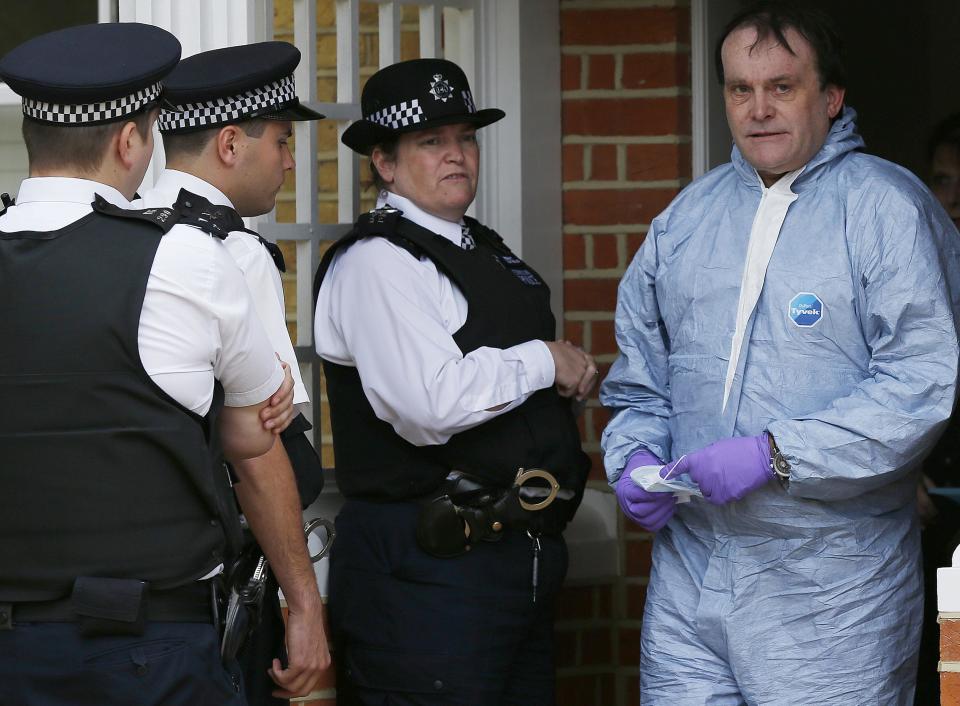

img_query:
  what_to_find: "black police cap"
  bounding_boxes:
[158,41,324,134]
[342,58,504,155]
[0,23,180,125]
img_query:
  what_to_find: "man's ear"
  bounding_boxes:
[825,84,846,120]
[216,125,244,166]
[115,120,145,169]
[371,147,396,185]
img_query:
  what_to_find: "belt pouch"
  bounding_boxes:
[416,496,471,558]
[72,577,148,637]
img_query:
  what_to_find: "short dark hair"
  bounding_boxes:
[161,118,270,161]
[22,107,154,174]
[369,135,399,192]
[714,1,846,90]
[928,114,960,162]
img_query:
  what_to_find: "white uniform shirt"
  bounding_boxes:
[314,190,555,446]
[136,169,309,406]
[0,177,283,415]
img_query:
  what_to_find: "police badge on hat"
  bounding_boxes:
[429,74,453,103]
[341,58,505,155]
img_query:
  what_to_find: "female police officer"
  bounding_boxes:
[314,58,595,705]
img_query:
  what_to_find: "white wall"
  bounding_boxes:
[0,105,28,199]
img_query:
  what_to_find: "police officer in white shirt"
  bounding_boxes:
[136,41,329,704]
[0,23,308,706]
[314,58,596,705]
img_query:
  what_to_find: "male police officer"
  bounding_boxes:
[602,3,960,703]
[314,58,595,705]
[0,23,315,706]
[136,41,329,704]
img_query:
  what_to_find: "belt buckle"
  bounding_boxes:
[514,468,560,511]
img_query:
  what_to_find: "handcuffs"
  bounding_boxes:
[415,468,563,559]
[220,517,336,662]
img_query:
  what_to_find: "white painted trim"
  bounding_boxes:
[691,0,709,179]
[476,0,562,316]
[294,0,319,351]
[0,85,18,107]
[378,2,402,68]
[98,0,118,22]
[419,5,442,59]
[938,543,960,612]
[335,0,360,224]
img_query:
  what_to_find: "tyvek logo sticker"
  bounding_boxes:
[789,292,823,327]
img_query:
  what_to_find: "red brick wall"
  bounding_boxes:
[944,615,960,705]
[555,1,691,705]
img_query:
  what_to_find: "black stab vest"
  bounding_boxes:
[0,210,236,602]
[315,212,590,517]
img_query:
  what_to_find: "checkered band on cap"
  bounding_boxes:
[22,82,163,125]
[368,99,424,129]
[158,74,297,132]
[461,90,476,114]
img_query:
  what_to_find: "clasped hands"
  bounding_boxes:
[616,434,773,531]
[545,339,598,401]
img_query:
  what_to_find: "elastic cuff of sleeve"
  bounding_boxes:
[224,363,285,407]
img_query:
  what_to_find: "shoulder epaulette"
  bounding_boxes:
[171,189,231,240]
[356,206,402,238]
[256,236,287,272]
[91,194,178,233]
[463,215,510,254]
[0,192,14,217]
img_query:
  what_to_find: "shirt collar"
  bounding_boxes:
[155,169,235,209]
[15,177,130,208]
[376,190,463,246]
[756,166,805,194]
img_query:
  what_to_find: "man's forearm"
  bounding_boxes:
[232,440,321,611]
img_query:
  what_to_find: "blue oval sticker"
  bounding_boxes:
[789,292,823,327]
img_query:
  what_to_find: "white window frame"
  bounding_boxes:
[691,0,740,176]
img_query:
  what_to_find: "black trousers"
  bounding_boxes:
[330,499,567,706]
[0,621,246,706]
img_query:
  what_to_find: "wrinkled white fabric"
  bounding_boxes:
[136,169,309,405]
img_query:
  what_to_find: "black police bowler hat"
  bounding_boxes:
[342,58,504,155]
[0,23,180,126]
[158,41,324,134]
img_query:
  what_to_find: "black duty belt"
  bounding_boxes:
[0,577,215,633]
[415,468,576,558]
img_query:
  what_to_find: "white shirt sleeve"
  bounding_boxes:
[139,226,284,413]
[223,232,310,405]
[315,237,555,446]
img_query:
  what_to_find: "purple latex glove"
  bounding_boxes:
[681,434,772,505]
[615,449,677,531]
